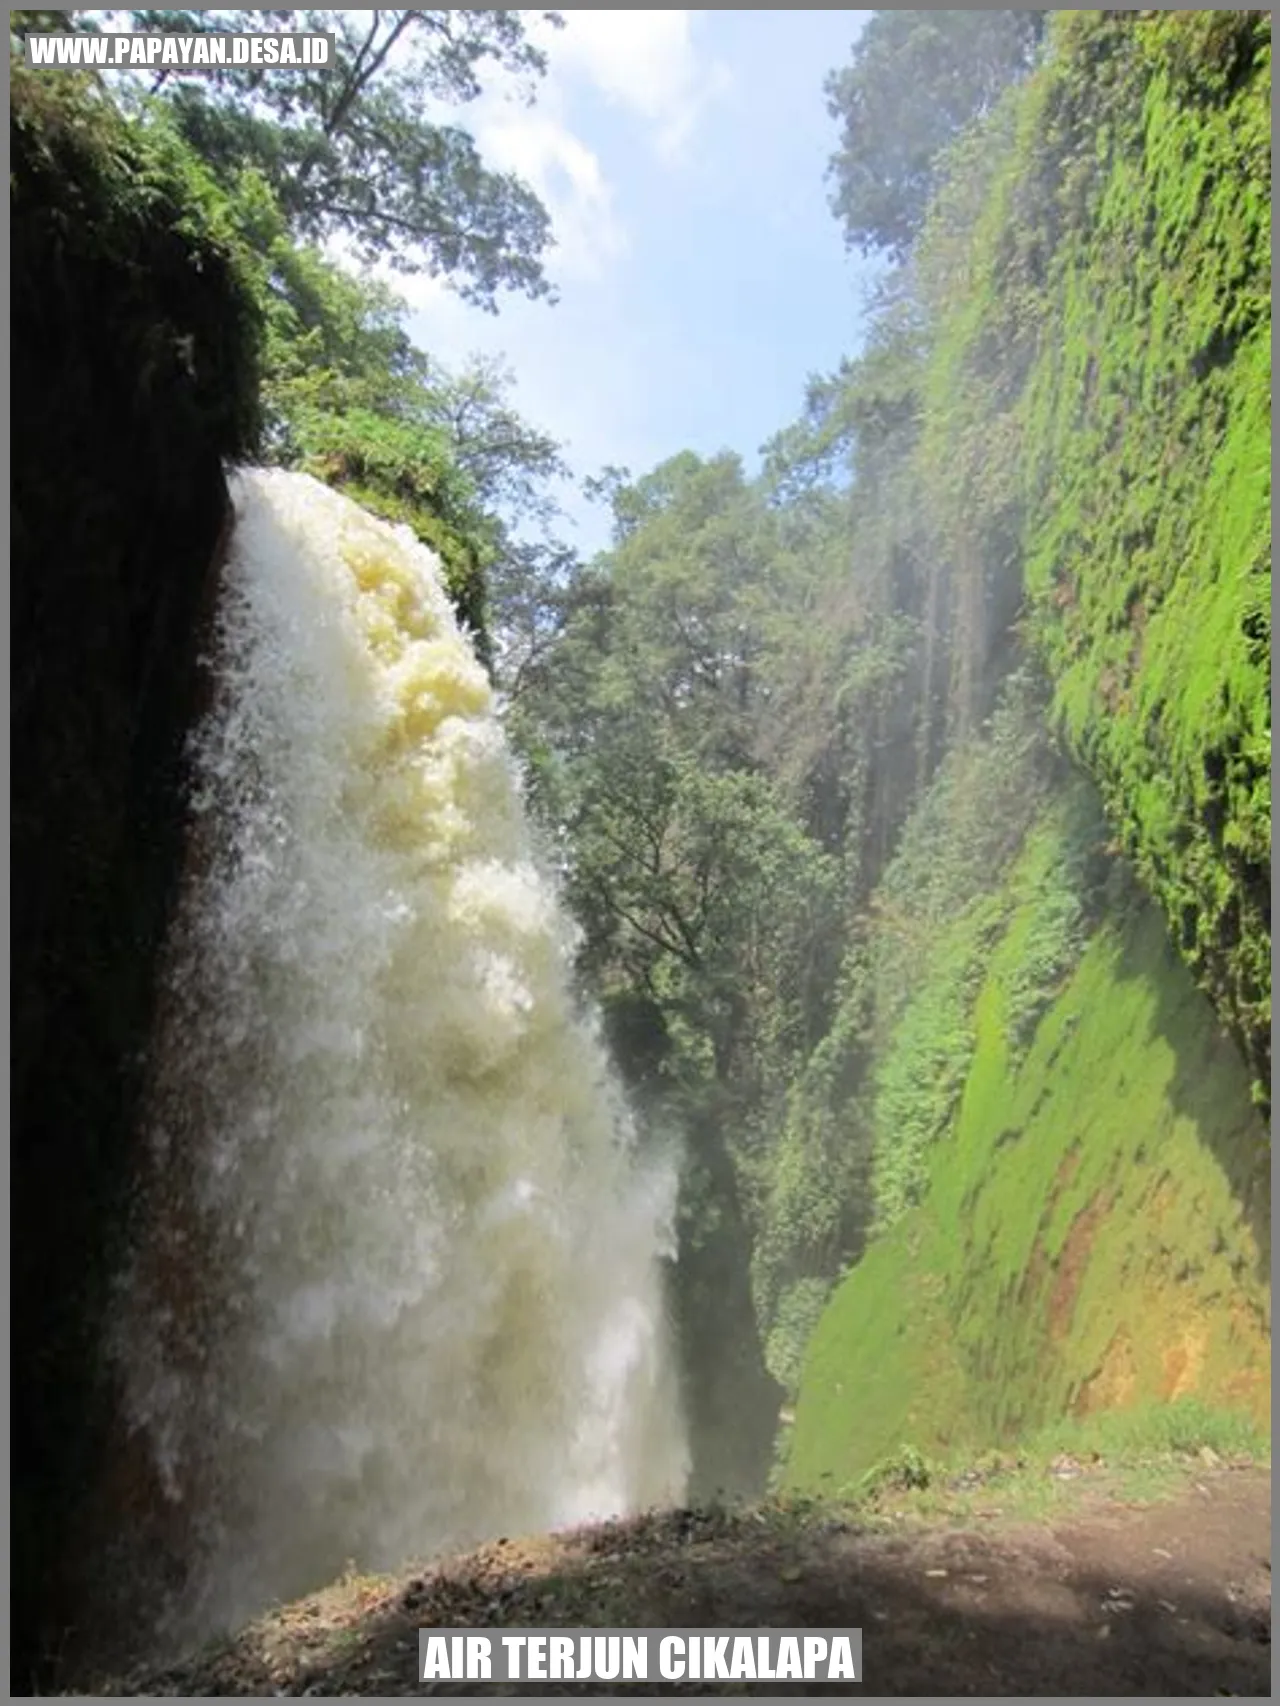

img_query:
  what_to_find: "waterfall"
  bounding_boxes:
[111,468,688,1644]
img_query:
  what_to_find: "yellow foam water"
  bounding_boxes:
[113,469,688,1645]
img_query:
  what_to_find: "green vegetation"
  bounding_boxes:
[825,9,1044,262]
[898,10,1273,1104]
[812,1396,1269,1528]
[785,884,1269,1493]
[12,5,1271,1674]
[11,61,261,454]
[8,58,501,648]
[12,11,575,652]
[759,10,1270,1491]
[1014,13,1272,1102]
[65,7,560,304]
[860,678,1087,1233]
[508,9,1269,1499]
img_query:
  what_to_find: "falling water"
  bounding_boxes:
[112,468,688,1644]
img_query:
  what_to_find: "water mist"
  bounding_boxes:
[112,468,688,1644]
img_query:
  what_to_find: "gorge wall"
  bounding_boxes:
[12,68,260,1676]
[782,11,1271,1490]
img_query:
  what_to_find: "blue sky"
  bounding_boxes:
[397,10,879,553]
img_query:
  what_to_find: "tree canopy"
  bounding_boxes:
[825,9,1045,262]
[70,8,563,308]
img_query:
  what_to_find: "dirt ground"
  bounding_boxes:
[106,1462,1271,1697]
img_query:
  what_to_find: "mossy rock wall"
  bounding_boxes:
[784,829,1270,1494]
[12,70,259,1683]
[1007,12,1270,1101]
[784,11,1272,1504]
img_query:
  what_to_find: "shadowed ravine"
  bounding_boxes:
[107,469,688,1649]
[12,14,1269,1695]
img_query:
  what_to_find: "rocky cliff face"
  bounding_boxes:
[12,70,259,1682]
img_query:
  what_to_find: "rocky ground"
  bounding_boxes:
[100,1459,1270,1697]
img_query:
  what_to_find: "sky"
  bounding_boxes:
[394,10,880,554]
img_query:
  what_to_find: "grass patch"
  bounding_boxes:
[1019,1396,1269,1465]
[819,1398,1269,1530]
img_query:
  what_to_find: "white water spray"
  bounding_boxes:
[113,469,688,1642]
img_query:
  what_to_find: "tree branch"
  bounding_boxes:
[294,11,417,192]
[322,200,485,247]
[603,893,701,971]
[328,11,415,138]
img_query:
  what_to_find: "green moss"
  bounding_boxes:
[1011,13,1272,1103]
[768,10,1269,1513]
[870,899,999,1231]
[784,872,1269,1494]
[909,13,1271,1106]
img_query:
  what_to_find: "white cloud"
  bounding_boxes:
[381,11,726,295]
[471,104,625,282]
[455,11,728,283]
[547,10,731,160]
[329,8,741,554]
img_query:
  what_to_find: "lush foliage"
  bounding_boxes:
[11,61,261,448]
[781,10,1270,1462]
[825,9,1045,261]
[9,62,271,661]
[12,6,581,659]
[68,7,561,308]
[785,886,1271,1492]
[515,10,1270,1458]
[1013,12,1272,1103]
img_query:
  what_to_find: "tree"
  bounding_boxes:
[416,354,571,685]
[10,9,78,41]
[515,453,843,1491]
[825,9,1045,262]
[518,451,843,1102]
[82,8,563,308]
[178,156,569,656]
[22,14,577,660]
